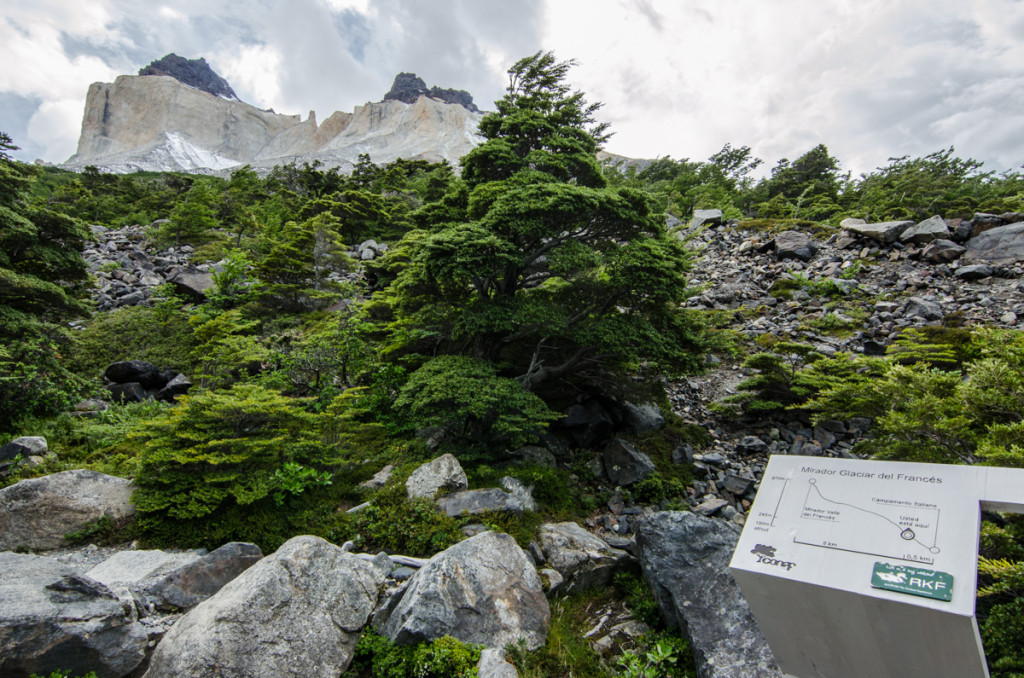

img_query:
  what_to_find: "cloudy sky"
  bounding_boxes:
[3,0,1024,176]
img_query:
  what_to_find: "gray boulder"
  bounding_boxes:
[900,215,949,245]
[375,531,549,650]
[359,464,396,489]
[478,648,519,678]
[603,438,656,486]
[155,373,192,402]
[635,512,780,678]
[921,239,966,263]
[956,264,994,281]
[969,212,1006,238]
[689,209,723,229]
[964,222,1024,264]
[169,267,215,302]
[144,535,386,678]
[104,360,163,388]
[436,488,525,517]
[0,552,148,678]
[841,220,914,244]
[0,470,135,552]
[106,382,149,404]
[623,401,665,434]
[904,296,943,321]
[538,522,631,594]
[0,437,49,476]
[773,230,817,261]
[406,453,468,499]
[87,542,263,613]
[501,476,537,512]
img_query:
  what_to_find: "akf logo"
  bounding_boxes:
[751,544,796,571]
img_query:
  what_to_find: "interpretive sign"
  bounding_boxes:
[730,455,1024,678]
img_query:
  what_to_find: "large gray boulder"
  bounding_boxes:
[921,239,966,263]
[538,522,631,594]
[603,438,656,486]
[899,215,949,245]
[144,535,386,678]
[375,531,549,650]
[86,542,263,613]
[0,437,48,476]
[169,267,214,302]
[635,512,780,678]
[0,470,135,552]
[841,219,914,244]
[689,209,723,229]
[964,222,1024,264]
[623,401,665,434]
[0,552,148,678]
[406,453,469,499]
[773,230,817,261]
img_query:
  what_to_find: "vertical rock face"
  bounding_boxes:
[64,57,484,173]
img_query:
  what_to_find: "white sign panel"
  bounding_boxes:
[730,455,1024,678]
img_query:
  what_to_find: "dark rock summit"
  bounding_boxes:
[383,72,479,112]
[139,53,238,100]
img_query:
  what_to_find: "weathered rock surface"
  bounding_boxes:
[139,53,238,100]
[0,436,49,476]
[623,401,665,433]
[538,522,631,594]
[603,438,656,486]
[774,230,817,261]
[436,488,525,516]
[635,512,780,678]
[841,219,914,243]
[0,470,135,552]
[478,648,519,678]
[375,531,549,650]
[964,222,1024,264]
[144,535,386,678]
[383,72,479,112]
[0,552,148,678]
[406,453,468,498]
[900,215,949,244]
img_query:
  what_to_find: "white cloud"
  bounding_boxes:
[213,44,285,110]
[157,6,187,21]
[26,98,84,160]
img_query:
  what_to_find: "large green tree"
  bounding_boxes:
[376,53,703,412]
[0,133,92,430]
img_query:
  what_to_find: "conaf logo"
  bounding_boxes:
[751,544,796,571]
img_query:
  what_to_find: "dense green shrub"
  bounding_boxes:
[335,483,463,556]
[344,631,482,678]
[132,384,331,545]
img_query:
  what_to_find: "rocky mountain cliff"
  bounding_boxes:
[64,57,483,174]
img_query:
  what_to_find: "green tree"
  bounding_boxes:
[378,53,703,416]
[0,133,92,430]
[162,178,219,244]
[256,212,349,310]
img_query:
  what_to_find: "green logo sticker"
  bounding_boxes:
[871,562,953,602]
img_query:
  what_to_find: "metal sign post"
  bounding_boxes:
[730,455,1024,678]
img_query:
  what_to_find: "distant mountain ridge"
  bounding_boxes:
[64,56,484,174]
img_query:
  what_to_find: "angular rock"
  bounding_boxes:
[510,445,557,468]
[722,474,755,496]
[106,382,149,404]
[838,217,866,228]
[735,435,768,455]
[964,222,1024,264]
[694,497,730,516]
[436,488,525,517]
[557,401,614,448]
[375,531,549,650]
[969,212,1005,238]
[169,267,215,302]
[921,239,966,263]
[690,209,723,229]
[904,296,943,321]
[478,648,519,678]
[406,454,469,499]
[144,535,386,678]
[774,230,817,261]
[155,373,192,402]
[956,264,994,281]
[359,464,396,489]
[0,470,135,552]
[899,215,949,245]
[623,401,665,433]
[0,436,47,461]
[603,438,656,486]
[501,476,537,512]
[538,522,631,594]
[635,512,780,678]
[841,220,914,244]
[0,552,148,678]
[104,360,164,388]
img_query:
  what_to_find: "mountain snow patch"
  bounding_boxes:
[163,132,240,171]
